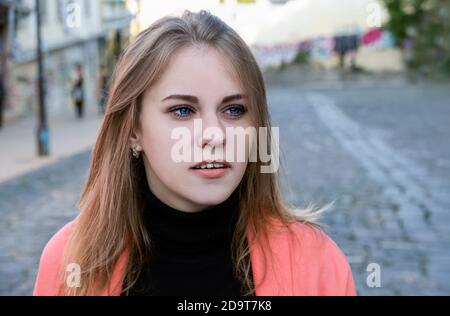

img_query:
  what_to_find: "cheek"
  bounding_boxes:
[139,114,180,166]
[227,130,257,163]
[141,132,187,190]
[234,161,248,177]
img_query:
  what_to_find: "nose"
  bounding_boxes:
[196,113,226,149]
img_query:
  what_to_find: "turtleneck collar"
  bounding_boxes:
[141,178,241,254]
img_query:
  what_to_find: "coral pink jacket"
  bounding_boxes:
[33,219,356,296]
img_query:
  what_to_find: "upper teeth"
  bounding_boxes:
[198,162,225,169]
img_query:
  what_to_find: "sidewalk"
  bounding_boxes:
[0,108,104,183]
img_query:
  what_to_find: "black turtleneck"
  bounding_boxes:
[123,178,244,296]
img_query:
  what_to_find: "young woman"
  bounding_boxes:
[33,10,356,296]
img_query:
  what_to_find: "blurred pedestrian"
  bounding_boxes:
[97,65,108,115]
[334,34,360,72]
[0,74,4,130]
[71,63,84,119]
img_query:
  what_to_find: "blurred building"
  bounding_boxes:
[1,0,139,124]
[0,2,8,74]
[100,0,140,77]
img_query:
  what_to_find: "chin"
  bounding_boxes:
[188,189,232,207]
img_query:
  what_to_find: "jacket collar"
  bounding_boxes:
[102,217,291,296]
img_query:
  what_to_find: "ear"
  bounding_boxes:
[129,130,142,151]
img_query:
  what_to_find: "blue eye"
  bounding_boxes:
[169,105,246,119]
[171,106,194,118]
[225,105,246,117]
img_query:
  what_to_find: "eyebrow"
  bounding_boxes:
[161,94,247,104]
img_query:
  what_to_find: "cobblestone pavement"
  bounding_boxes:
[1,81,449,295]
[0,152,88,295]
[272,82,450,295]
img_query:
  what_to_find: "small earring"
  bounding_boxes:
[132,146,140,159]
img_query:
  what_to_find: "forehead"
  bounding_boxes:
[146,45,243,101]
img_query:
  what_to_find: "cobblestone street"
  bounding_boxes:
[273,81,450,295]
[1,79,449,295]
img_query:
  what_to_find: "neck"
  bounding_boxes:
[141,180,241,253]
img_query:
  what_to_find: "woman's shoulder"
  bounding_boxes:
[291,222,349,262]
[267,219,348,263]
[33,219,77,295]
[39,220,77,263]
[265,218,356,295]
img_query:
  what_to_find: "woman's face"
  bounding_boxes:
[132,45,253,213]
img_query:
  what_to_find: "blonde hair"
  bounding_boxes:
[60,10,332,296]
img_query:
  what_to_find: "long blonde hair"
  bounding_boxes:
[60,10,331,296]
